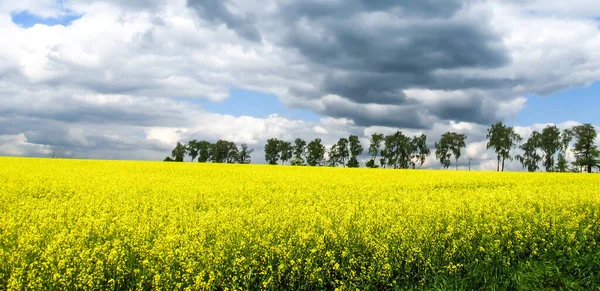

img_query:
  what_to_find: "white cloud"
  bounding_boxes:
[1,0,600,169]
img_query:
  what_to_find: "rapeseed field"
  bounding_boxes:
[1,157,600,290]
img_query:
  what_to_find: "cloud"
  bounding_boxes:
[1,0,600,168]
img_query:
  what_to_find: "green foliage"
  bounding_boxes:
[293,138,307,165]
[335,138,349,167]
[264,138,281,165]
[171,142,186,162]
[237,144,253,164]
[278,140,293,165]
[367,133,384,168]
[411,134,430,169]
[517,132,543,172]
[436,132,467,170]
[347,135,363,168]
[540,125,561,172]
[572,123,600,173]
[486,122,521,172]
[306,138,326,166]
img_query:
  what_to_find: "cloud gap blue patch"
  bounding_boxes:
[11,10,82,28]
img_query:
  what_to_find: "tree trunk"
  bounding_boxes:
[588,165,592,173]
[456,158,458,171]
[501,157,505,172]
[497,156,500,172]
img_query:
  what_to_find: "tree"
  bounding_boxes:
[434,140,451,170]
[347,135,363,168]
[290,157,305,166]
[435,132,466,170]
[197,141,213,163]
[164,157,175,162]
[516,132,542,172]
[499,127,521,172]
[237,144,253,164]
[539,125,561,172]
[572,124,600,173]
[264,138,280,165]
[486,122,521,172]
[212,140,233,163]
[382,135,396,168]
[367,133,384,168]
[486,122,504,172]
[306,138,326,166]
[557,129,574,172]
[278,140,293,165]
[336,138,350,167]
[187,140,200,162]
[171,142,186,162]
[411,134,430,169]
[225,142,239,163]
[327,144,340,167]
[293,138,307,165]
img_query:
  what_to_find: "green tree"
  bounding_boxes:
[327,144,340,167]
[237,144,253,164]
[435,132,466,170]
[367,133,384,168]
[171,142,186,162]
[336,138,350,167]
[347,135,363,168]
[486,122,521,172]
[212,140,232,163]
[186,140,199,162]
[226,142,239,163]
[557,129,574,172]
[292,138,307,165]
[197,141,213,163]
[516,132,542,172]
[264,138,280,165]
[411,134,430,169]
[572,124,600,173]
[306,138,326,166]
[278,140,293,165]
[539,125,561,172]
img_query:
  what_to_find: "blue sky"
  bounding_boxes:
[511,82,600,126]
[11,10,81,28]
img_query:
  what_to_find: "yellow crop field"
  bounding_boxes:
[1,157,600,290]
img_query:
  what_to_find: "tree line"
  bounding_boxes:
[165,123,599,172]
[164,140,253,164]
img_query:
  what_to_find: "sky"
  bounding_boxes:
[1,0,600,170]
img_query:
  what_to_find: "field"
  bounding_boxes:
[1,157,600,290]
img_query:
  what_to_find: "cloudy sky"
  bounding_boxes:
[2,0,600,170]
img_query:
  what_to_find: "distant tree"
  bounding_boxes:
[171,142,186,162]
[197,141,213,163]
[467,156,473,171]
[347,135,363,168]
[435,132,466,170]
[486,122,521,172]
[164,157,175,162]
[327,144,340,167]
[557,129,574,172]
[212,140,232,163]
[290,157,305,166]
[382,135,396,168]
[306,138,326,166]
[278,140,293,165]
[411,134,430,169]
[264,138,281,165]
[572,124,600,173]
[187,140,200,162]
[367,133,384,168]
[236,144,253,164]
[335,138,350,167]
[539,125,561,172]
[516,132,542,172]
[292,138,307,165]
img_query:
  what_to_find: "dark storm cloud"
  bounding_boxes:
[272,0,514,128]
[187,0,262,41]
